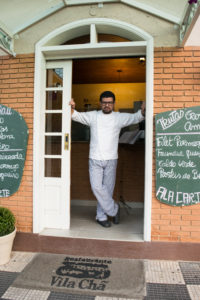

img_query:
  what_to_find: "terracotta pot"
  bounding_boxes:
[0,228,16,265]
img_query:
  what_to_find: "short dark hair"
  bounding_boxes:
[100,91,115,103]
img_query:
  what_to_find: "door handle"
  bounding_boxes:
[64,133,69,150]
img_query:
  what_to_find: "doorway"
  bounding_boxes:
[33,18,153,241]
[70,56,145,241]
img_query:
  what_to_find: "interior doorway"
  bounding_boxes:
[70,56,146,241]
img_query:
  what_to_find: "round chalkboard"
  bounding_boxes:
[0,104,29,197]
[156,106,200,206]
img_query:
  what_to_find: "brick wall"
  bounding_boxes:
[153,46,200,242]
[1,47,200,243]
[0,54,34,233]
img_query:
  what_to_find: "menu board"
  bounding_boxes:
[0,104,29,197]
[156,106,200,206]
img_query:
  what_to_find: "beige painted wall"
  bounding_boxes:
[72,83,146,111]
[14,3,179,53]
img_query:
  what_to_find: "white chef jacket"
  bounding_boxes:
[72,109,144,160]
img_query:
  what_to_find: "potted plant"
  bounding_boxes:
[0,206,16,265]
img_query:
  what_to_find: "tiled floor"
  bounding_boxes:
[144,260,200,300]
[1,252,200,300]
[40,204,144,242]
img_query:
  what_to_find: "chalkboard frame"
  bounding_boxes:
[155,106,200,207]
[0,104,29,198]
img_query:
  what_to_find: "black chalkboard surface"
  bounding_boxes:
[0,105,29,197]
[156,106,200,206]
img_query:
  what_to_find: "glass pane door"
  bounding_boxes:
[45,68,63,178]
[42,61,72,230]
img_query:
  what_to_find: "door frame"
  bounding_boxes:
[33,18,153,241]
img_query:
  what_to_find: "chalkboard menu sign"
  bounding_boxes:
[156,106,200,206]
[0,105,28,197]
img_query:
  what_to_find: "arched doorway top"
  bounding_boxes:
[37,18,153,48]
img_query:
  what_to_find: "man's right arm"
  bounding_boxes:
[69,98,75,115]
[69,99,91,126]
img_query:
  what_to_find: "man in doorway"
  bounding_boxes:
[70,91,145,228]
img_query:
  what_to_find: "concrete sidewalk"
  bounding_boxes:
[0,251,200,300]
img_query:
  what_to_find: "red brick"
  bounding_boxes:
[184,46,200,50]
[3,58,20,64]
[173,73,193,79]
[163,91,184,96]
[173,96,193,102]
[171,220,190,226]
[193,51,200,56]
[185,91,200,96]
[193,62,200,67]
[159,236,180,242]
[152,208,171,215]
[164,68,184,74]
[161,214,180,220]
[182,226,200,232]
[184,79,200,85]
[154,68,163,74]
[171,209,191,215]
[154,57,163,63]
[158,85,172,90]
[173,51,193,57]
[154,96,173,102]
[191,232,200,238]
[192,221,200,226]
[155,63,172,68]
[173,63,193,68]
[170,231,190,237]
[173,85,193,90]
[180,237,199,242]
[163,79,183,84]
[152,219,170,225]
[2,68,19,74]
[185,68,200,73]
[154,103,163,108]
[154,91,162,96]
[160,225,181,231]
[154,79,163,85]
[185,56,200,62]
[154,51,172,57]
[152,230,170,236]
[164,57,184,62]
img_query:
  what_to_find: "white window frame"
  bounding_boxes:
[33,18,153,241]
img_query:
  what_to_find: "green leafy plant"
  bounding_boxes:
[0,207,15,237]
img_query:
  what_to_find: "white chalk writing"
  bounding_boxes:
[157,110,184,130]
[0,106,12,116]
[0,189,10,197]
[156,186,200,205]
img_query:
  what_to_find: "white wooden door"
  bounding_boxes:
[43,61,72,229]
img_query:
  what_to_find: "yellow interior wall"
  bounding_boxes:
[72,83,146,111]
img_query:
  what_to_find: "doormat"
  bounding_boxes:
[12,253,146,298]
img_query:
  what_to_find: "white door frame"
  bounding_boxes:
[33,18,153,241]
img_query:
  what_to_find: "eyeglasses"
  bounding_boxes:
[101,101,114,106]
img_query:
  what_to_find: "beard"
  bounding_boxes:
[102,107,112,114]
[103,110,112,114]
